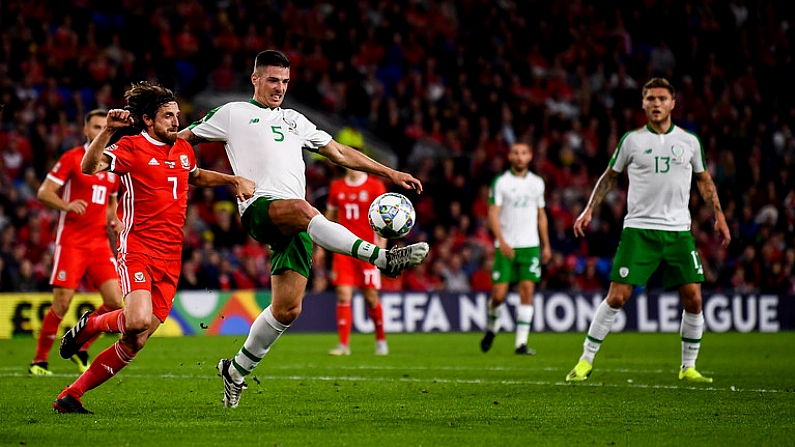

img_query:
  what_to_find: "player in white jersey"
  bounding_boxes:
[178,50,430,408]
[480,142,551,355]
[565,78,730,383]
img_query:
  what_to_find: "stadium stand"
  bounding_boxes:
[0,0,792,294]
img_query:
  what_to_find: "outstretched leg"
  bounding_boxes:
[55,291,158,413]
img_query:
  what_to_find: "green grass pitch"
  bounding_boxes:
[1,331,793,446]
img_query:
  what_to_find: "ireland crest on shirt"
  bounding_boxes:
[180,154,190,169]
[670,144,685,164]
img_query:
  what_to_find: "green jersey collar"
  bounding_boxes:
[510,167,529,177]
[248,98,279,110]
[646,122,674,134]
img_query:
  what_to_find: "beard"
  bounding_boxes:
[153,126,178,145]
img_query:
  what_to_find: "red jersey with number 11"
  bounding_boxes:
[104,132,197,260]
[327,174,386,243]
[47,145,120,250]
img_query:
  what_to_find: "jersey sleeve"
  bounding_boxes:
[294,112,332,152]
[689,133,706,174]
[608,131,633,172]
[188,104,230,141]
[185,142,198,173]
[104,137,135,175]
[108,172,121,196]
[46,151,75,186]
[536,178,546,208]
[489,175,503,206]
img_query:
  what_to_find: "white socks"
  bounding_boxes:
[515,304,534,348]
[487,303,502,333]
[580,299,620,364]
[307,214,385,267]
[230,306,289,382]
[680,311,704,369]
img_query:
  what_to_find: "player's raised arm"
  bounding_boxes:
[82,109,132,174]
[318,140,423,193]
[573,167,620,238]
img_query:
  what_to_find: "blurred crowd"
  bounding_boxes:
[0,0,793,295]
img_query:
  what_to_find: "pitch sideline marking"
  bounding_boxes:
[2,371,786,393]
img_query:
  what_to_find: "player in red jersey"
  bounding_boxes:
[52,82,255,414]
[326,168,389,356]
[28,109,124,376]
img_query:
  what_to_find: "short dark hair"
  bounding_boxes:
[642,78,676,98]
[123,81,176,130]
[84,109,108,124]
[254,50,290,71]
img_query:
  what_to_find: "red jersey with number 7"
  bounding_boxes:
[327,174,386,243]
[47,145,120,250]
[104,132,197,260]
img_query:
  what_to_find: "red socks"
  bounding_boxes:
[88,308,126,335]
[33,307,62,364]
[74,308,125,348]
[62,341,135,398]
[336,303,352,347]
[81,304,118,352]
[337,303,386,345]
[369,303,386,342]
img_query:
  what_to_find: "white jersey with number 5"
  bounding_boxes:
[609,123,706,231]
[188,99,332,215]
[489,170,546,248]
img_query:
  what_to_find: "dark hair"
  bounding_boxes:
[642,78,676,98]
[123,81,176,130]
[254,50,290,71]
[84,109,108,124]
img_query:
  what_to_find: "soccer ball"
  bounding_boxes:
[368,192,416,239]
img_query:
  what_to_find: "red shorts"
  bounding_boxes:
[117,252,181,322]
[331,253,381,289]
[50,244,118,289]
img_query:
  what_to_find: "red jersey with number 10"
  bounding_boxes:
[327,175,386,243]
[47,145,120,250]
[104,132,197,260]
